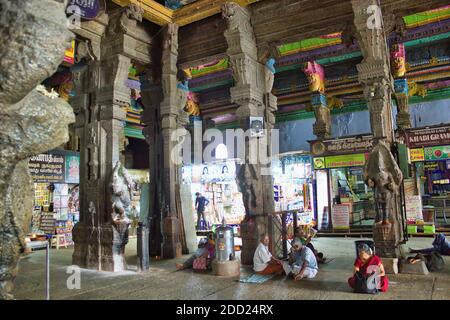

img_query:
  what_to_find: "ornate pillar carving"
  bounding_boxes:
[303,61,331,139]
[159,23,188,259]
[222,2,277,265]
[352,0,405,260]
[391,44,411,129]
[72,6,143,270]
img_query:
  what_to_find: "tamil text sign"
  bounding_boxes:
[310,135,373,157]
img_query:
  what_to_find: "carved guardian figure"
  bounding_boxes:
[110,161,134,271]
[364,142,403,225]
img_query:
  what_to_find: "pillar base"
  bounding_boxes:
[399,259,429,275]
[381,257,399,274]
[240,216,260,266]
[212,260,240,277]
[72,222,129,272]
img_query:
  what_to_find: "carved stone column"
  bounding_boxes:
[141,75,164,257]
[72,7,140,271]
[352,0,405,261]
[222,2,276,265]
[72,54,130,271]
[159,23,185,259]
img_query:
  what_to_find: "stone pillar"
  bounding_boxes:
[391,44,411,129]
[303,61,331,140]
[222,2,276,265]
[159,23,188,259]
[0,0,75,299]
[141,75,164,257]
[72,9,134,271]
[72,54,131,271]
[352,0,405,261]
[72,4,153,270]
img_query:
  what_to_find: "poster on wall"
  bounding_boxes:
[29,154,65,183]
[405,195,423,222]
[331,204,350,229]
[65,155,80,183]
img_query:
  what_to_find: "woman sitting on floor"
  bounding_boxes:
[348,243,389,292]
[176,233,215,270]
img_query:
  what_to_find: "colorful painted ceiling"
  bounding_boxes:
[184,58,229,79]
[172,5,450,127]
[403,5,450,28]
[278,33,342,57]
[124,66,145,140]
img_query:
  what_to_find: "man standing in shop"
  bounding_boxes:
[195,192,209,230]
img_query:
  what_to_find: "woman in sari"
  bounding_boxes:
[348,243,389,292]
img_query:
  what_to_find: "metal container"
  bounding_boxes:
[215,218,235,261]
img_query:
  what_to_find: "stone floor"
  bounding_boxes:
[13,237,450,300]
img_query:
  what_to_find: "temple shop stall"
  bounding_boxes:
[397,125,450,233]
[309,135,376,232]
[26,151,80,250]
[126,169,150,237]
[181,160,245,248]
[271,152,316,251]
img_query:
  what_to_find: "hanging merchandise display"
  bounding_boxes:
[182,160,245,233]
[272,153,315,225]
[27,151,80,248]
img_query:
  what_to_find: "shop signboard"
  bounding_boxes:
[325,153,366,169]
[399,125,450,148]
[331,204,350,229]
[424,145,450,161]
[310,135,373,157]
[67,0,101,20]
[29,154,65,183]
[409,148,425,162]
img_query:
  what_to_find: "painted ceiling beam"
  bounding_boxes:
[174,0,261,26]
[112,0,262,27]
[113,0,173,25]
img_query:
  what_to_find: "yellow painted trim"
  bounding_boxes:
[112,0,173,26]
[113,0,261,27]
[174,0,261,27]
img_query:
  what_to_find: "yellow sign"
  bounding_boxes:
[410,148,424,162]
[313,157,325,169]
[325,154,366,168]
[63,40,75,65]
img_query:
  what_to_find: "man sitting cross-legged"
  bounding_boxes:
[253,233,284,275]
[283,239,318,280]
